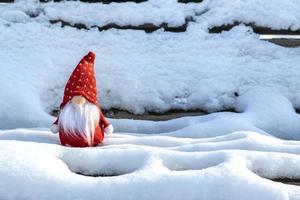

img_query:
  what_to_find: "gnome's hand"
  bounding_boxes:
[51,124,59,134]
[104,124,114,134]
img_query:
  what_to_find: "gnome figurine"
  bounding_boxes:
[51,51,113,147]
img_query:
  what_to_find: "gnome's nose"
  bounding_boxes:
[72,95,86,106]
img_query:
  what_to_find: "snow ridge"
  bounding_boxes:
[1,88,300,199]
[1,19,300,129]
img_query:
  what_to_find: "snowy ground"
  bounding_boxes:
[1,0,300,199]
[1,88,300,200]
[2,0,300,30]
[1,1,300,128]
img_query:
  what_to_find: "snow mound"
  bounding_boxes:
[43,1,190,27]
[1,88,300,199]
[1,129,300,200]
[1,0,300,129]
[1,1,300,199]
[1,17,300,129]
[0,10,29,23]
[196,0,300,30]
[111,88,300,140]
[2,0,300,31]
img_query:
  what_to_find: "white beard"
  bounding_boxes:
[58,102,100,146]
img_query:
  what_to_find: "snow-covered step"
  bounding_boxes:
[41,1,192,32]
[52,106,300,121]
[50,19,188,32]
[51,107,209,121]
[0,0,193,32]
[209,24,300,47]
[196,0,300,38]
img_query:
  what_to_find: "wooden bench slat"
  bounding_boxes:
[0,0,14,2]
[209,22,300,35]
[40,0,146,3]
[264,38,300,48]
[178,0,203,3]
[50,19,188,32]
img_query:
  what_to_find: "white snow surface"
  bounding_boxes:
[42,1,190,27]
[2,133,300,200]
[1,88,300,199]
[1,9,300,128]
[1,1,300,199]
[196,0,300,30]
[42,0,300,30]
[2,0,300,29]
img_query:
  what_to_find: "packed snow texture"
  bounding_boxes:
[196,0,300,30]
[42,0,300,30]
[2,0,300,30]
[1,89,300,199]
[1,1,300,199]
[1,5,300,128]
[43,1,190,27]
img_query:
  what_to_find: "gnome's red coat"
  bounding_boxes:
[53,109,109,147]
[53,51,111,147]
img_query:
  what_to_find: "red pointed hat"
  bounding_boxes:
[60,51,98,108]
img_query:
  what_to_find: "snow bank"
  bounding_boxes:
[2,0,300,31]
[1,0,300,129]
[1,129,300,200]
[111,88,300,140]
[1,17,300,129]
[43,1,190,28]
[0,88,299,199]
[196,0,300,30]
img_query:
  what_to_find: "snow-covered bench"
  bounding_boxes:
[1,0,300,47]
[1,0,300,123]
